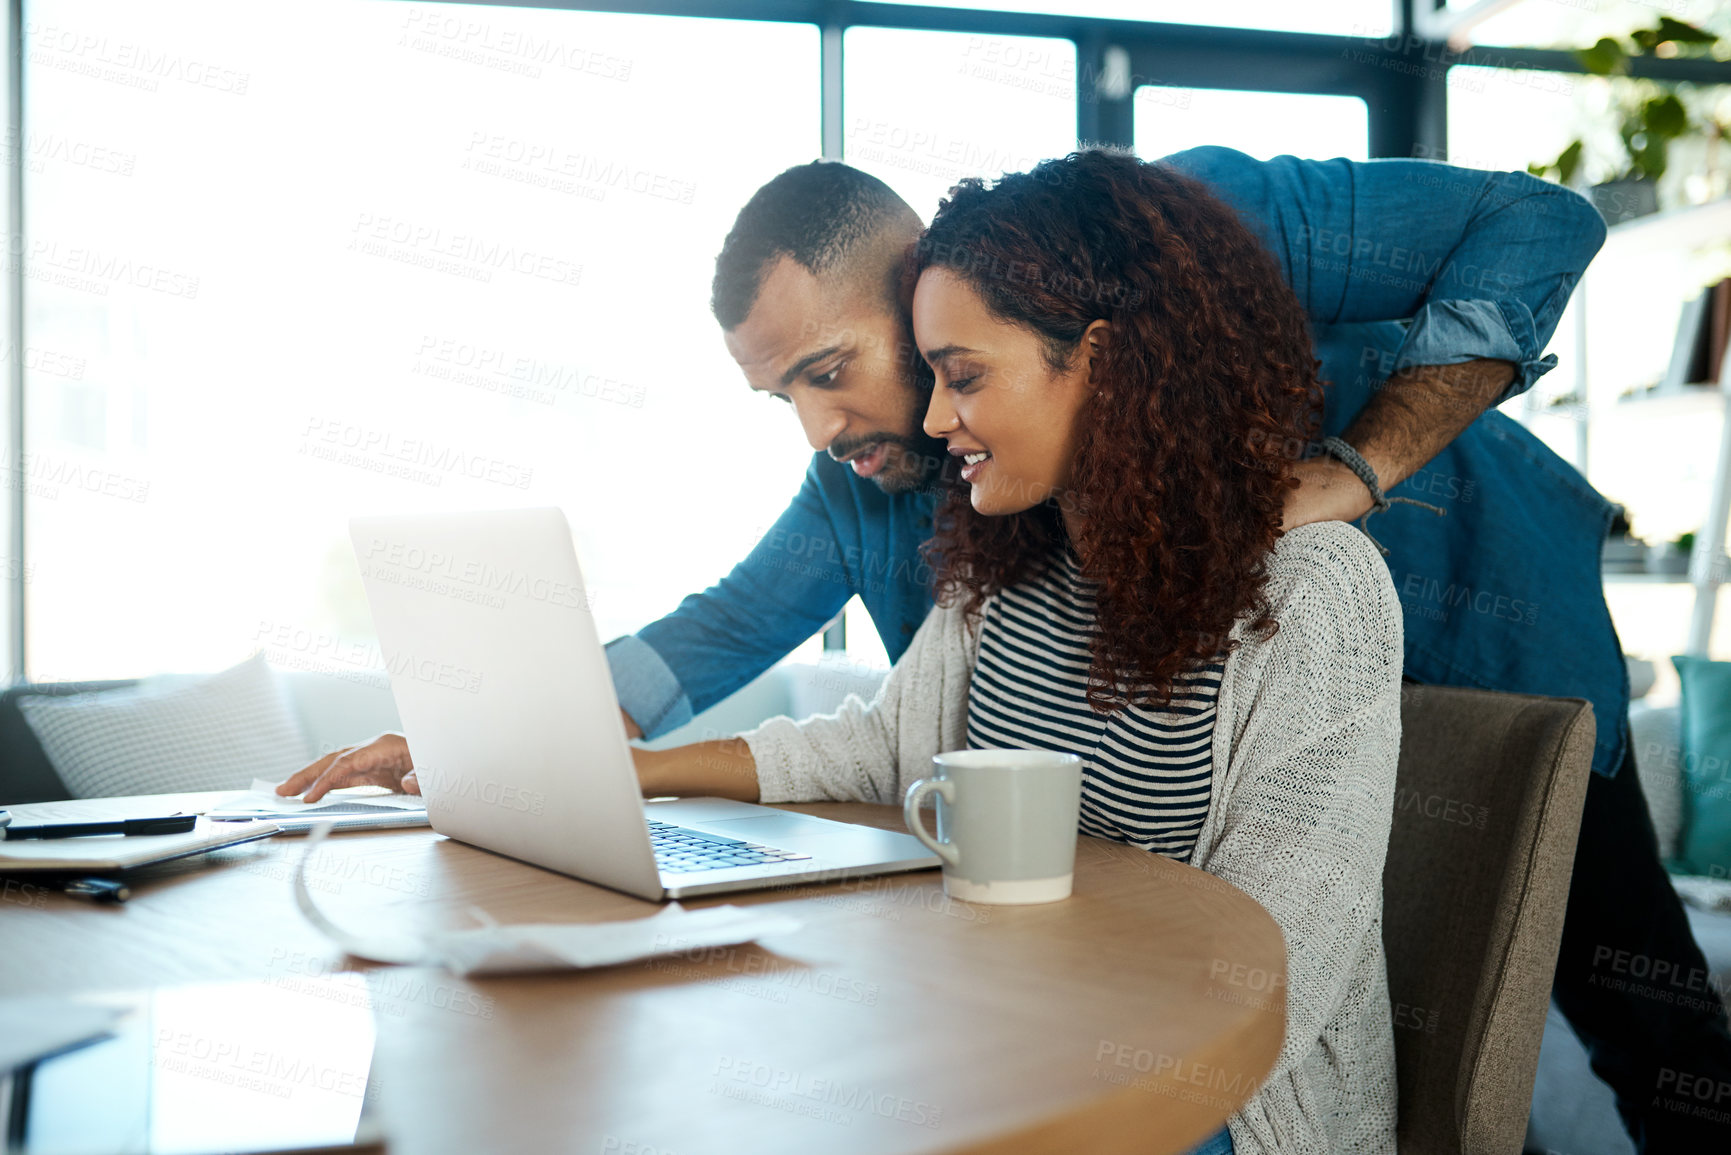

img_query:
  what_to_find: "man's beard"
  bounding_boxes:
[828,430,951,495]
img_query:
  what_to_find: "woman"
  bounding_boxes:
[637,150,1403,1154]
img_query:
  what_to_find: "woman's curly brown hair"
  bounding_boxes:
[913,148,1323,711]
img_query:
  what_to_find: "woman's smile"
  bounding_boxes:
[951,445,993,483]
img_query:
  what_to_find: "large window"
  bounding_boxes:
[843,26,1077,219]
[26,1,1729,690]
[23,0,819,680]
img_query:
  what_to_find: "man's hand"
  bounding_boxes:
[1282,358,1516,533]
[277,732,416,803]
[1283,457,1375,531]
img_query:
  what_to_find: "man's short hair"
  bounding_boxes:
[711,161,916,330]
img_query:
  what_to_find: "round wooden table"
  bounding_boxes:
[0,795,1287,1155]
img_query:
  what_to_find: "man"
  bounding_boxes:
[286,148,1728,1149]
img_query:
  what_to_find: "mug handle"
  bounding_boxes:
[902,778,959,867]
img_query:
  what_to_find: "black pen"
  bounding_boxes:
[0,815,197,840]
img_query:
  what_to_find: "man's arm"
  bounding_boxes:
[1165,147,1606,524]
[1167,145,1606,403]
[1284,358,1514,528]
[607,454,853,739]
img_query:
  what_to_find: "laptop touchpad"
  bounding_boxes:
[702,813,858,846]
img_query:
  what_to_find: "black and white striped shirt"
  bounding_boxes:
[965,545,1222,862]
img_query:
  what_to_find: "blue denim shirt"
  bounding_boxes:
[608,147,1624,778]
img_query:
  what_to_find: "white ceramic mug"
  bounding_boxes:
[902,749,1084,905]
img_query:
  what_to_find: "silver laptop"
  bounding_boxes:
[348,507,939,900]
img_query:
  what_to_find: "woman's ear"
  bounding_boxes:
[1083,319,1111,358]
[1082,319,1112,391]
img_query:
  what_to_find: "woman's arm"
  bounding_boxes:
[633,739,760,801]
[1198,523,1406,1144]
[632,602,978,806]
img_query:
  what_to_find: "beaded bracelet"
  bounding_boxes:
[1318,436,1446,556]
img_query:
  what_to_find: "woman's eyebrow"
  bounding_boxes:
[921,343,978,365]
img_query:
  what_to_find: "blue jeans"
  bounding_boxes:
[1184,1125,1233,1155]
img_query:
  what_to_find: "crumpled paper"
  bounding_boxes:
[291,821,803,976]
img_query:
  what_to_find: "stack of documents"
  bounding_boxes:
[205,779,429,833]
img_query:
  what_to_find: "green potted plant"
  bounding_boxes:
[1528,17,1724,223]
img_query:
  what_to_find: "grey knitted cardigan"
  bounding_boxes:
[743,521,1405,1153]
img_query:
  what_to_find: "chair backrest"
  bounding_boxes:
[1383,684,1595,1154]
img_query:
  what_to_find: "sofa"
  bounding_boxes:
[0,655,874,804]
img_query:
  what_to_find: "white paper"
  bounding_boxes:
[213,779,428,815]
[290,822,803,976]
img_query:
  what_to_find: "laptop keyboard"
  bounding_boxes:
[647,819,812,875]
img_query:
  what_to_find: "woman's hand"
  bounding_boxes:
[277,732,417,803]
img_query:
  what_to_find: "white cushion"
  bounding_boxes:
[18,653,312,798]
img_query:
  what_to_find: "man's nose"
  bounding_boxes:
[923,386,959,440]
[795,395,847,453]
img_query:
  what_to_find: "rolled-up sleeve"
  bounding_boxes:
[1166,146,1608,406]
[605,634,692,739]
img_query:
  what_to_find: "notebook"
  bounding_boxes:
[0,813,278,873]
